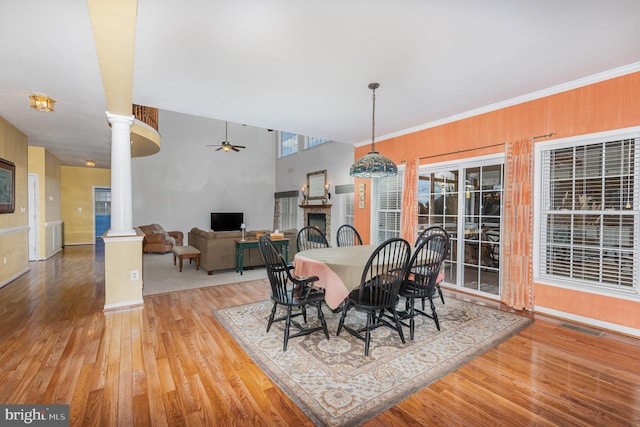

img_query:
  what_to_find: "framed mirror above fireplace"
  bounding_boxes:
[307,170,327,201]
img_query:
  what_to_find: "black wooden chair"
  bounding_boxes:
[414,225,450,304]
[398,232,449,340]
[336,224,363,247]
[296,225,329,252]
[258,235,329,351]
[336,237,411,356]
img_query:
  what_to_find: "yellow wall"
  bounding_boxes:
[61,166,111,245]
[104,234,144,309]
[0,116,29,287]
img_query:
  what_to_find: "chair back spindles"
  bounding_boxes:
[258,234,329,351]
[296,226,329,252]
[400,232,450,339]
[337,237,411,356]
[336,224,363,247]
[359,237,410,307]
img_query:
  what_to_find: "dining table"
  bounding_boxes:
[293,245,378,309]
[293,244,446,309]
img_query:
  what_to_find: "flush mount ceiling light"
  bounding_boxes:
[85,160,96,168]
[29,94,55,112]
[349,82,397,178]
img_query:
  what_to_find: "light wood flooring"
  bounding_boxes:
[0,245,639,426]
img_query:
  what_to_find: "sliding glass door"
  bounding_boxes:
[418,157,504,298]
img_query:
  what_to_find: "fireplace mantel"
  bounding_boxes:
[299,204,332,209]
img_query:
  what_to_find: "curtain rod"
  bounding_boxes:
[530,132,556,141]
[416,132,556,161]
[417,142,505,161]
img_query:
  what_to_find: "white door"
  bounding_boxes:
[28,174,38,261]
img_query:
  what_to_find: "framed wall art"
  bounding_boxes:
[0,157,15,214]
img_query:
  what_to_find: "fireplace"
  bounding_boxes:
[308,212,326,235]
[299,203,332,245]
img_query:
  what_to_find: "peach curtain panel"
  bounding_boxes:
[501,139,534,311]
[401,159,419,244]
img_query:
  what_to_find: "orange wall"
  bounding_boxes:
[354,72,640,331]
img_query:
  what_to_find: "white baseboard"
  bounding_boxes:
[43,248,63,260]
[536,305,640,338]
[103,299,144,311]
[0,267,31,289]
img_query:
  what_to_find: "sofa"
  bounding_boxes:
[138,224,184,254]
[188,227,298,275]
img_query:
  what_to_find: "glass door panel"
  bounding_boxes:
[461,164,503,295]
[418,160,503,299]
[417,170,459,284]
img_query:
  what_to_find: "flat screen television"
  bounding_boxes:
[211,212,244,231]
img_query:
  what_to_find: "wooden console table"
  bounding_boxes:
[235,239,289,275]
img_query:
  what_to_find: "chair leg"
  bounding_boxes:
[267,302,277,332]
[389,307,406,344]
[364,310,374,356]
[336,301,350,336]
[437,283,445,304]
[407,297,416,341]
[316,302,330,340]
[430,296,440,331]
[283,306,293,351]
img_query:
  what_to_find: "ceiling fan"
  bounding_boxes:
[206,121,246,152]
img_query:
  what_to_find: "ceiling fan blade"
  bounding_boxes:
[233,145,246,149]
[215,147,223,151]
[231,147,240,152]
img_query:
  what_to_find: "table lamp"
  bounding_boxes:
[240,223,246,241]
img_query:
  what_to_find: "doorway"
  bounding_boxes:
[28,174,38,261]
[94,187,111,241]
[417,156,504,299]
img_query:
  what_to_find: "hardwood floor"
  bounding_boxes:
[0,245,638,426]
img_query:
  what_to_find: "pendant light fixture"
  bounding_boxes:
[349,82,397,178]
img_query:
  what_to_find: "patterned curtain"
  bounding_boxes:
[501,139,535,311]
[401,159,418,244]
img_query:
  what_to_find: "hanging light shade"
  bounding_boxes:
[349,82,397,178]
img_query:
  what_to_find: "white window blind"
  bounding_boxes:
[374,171,404,244]
[539,134,639,293]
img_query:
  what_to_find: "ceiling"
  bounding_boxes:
[1,1,639,168]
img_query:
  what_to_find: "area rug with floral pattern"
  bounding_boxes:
[213,297,532,426]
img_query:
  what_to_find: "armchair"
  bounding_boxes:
[138,224,183,254]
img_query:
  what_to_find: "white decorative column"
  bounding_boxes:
[103,112,143,310]
[106,112,135,236]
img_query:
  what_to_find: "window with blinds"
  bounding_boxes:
[374,171,404,244]
[344,193,354,226]
[538,130,639,294]
[274,191,298,230]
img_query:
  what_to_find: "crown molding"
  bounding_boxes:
[356,62,640,147]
